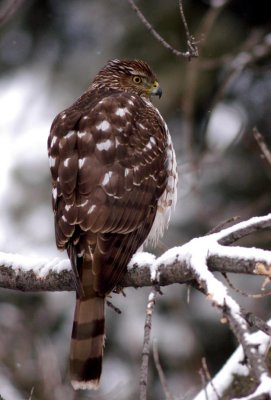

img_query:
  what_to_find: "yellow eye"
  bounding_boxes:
[133,76,142,84]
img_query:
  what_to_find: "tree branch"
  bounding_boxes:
[253,127,271,167]
[193,322,271,400]
[0,0,24,26]
[1,214,271,398]
[127,0,198,59]
[0,214,271,292]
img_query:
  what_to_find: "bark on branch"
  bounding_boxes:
[0,214,271,292]
[1,214,271,399]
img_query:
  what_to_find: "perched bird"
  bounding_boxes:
[48,59,177,390]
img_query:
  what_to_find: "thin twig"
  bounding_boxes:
[106,300,122,314]
[253,127,271,166]
[127,0,198,58]
[178,0,199,59]
[198,367,208,400]
[139,287,159,400]
[153,340,174,400]
[0,0,24,26]
[223,272,271,299]
[244,312,271,336]
[206,216,240,235]
[200,357,221,400]
[178,0,190,41]
[28,387,34,400]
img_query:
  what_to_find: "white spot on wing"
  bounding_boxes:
[138,123,147,131]
[145,136,156,150]
[66,131,75,139]
[78,158,86,168]
[51,136,57,147]
[97,139,112,151]
[64,157,70,167]
[77,132,87,138]
[88,205,96,215]
[49,156,56,167]
[115,107,131,117]
[52,188,57,200]
[96,120,110,131]
[78,199,88,207]
[101,171,113,186]
[65,204,72,211]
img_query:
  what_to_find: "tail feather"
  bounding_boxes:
[70,295,105,390]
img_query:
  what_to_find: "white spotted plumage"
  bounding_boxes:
[87,204,96,215]
[66,130,75,138]
[78,158,86,168]
[96,120,110,131]
[64,158,70,167]
[52,187,57,200]
[48,58,178,391]
[51,136,57,147]
[49,156,56,167]
[96,139,112,151]
[77,132,87,138]
[101,171,113,186]
[115,107,131,117]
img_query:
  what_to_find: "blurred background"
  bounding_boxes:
[0,0,271,399]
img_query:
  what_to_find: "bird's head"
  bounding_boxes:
[92,59,162,99]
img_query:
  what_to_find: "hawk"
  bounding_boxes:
[48,59,177,390]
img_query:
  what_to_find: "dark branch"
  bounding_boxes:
[253,127,271,167]
[127,0,198,59]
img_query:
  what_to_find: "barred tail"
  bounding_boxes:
[70,294,105,390]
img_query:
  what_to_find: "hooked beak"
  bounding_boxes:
[150,81,162,98]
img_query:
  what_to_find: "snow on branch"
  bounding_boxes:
[1,214,271,398]
[194,322,271,400]
[0,214,271,292]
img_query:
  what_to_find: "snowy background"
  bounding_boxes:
[0,0,271,399]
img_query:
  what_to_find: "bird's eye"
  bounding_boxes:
[133,76,142,84]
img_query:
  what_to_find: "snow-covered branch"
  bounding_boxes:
[1,214,271,398]
[0,214,271,292]
[194,323,271,400]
